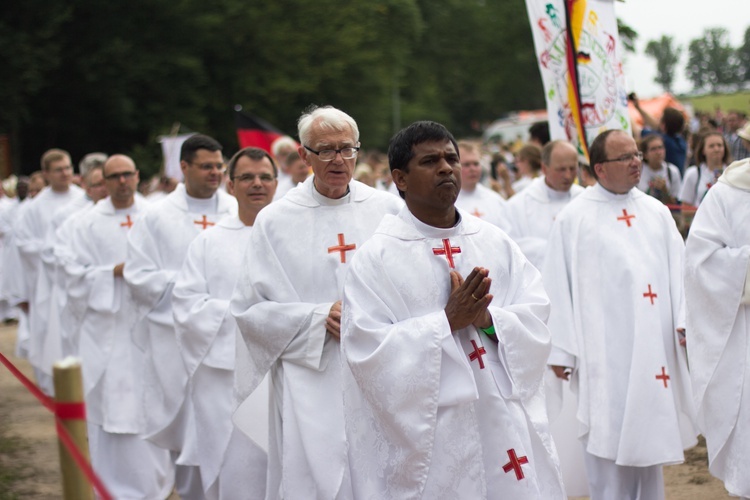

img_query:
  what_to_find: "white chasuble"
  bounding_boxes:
[66,197,149,433]
[14,185,84,374]
[124,183,237,450]
[341,207,564,499]
[173,215,266,494]
[685,160,750,497]
[543,184,698,467]
[231,177,402,500]
[505,176,584,269]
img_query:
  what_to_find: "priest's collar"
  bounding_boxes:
[542,179,571,201]
[592,182,634,199]
[311,182,351,206]
[405,208,462,239]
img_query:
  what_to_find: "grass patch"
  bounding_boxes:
[681,90,750,114]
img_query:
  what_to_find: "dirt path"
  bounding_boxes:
[0,323,733,499]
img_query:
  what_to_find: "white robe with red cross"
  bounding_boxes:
[685,160,750,498]
[124,183,237,453]
[542,183,698,468]
[172,215,267,498]
[231,177,403,500]
[504,176,584,270]
[341,207,564,499]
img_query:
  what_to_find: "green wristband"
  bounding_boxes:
[480,325,496,336]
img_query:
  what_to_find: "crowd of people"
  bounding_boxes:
[0,103,747,500]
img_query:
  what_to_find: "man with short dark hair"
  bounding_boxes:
[232,106,402,499]
[544,129,697,499]
[341,121,564,498]
[173,147,278,498]
[125,134,237,498]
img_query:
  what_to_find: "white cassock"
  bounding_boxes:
[66,196,172,499]
[504,177,584,270]
[124,183,237,455]
[14,185,83,391]
[0,196,18,321]
[173,215,267,500]
[231,177,402,500]
[341,208,564,499]
[272,176,295,201]
[1,198,31,358]
[45,197,97,360]
[685,159,750,498]
[503,176,586,496]
[543,184,698,498]
[455,183,510,232]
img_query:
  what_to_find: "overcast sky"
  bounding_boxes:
[614,0,748,97]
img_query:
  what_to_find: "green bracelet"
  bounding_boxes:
[480,325,496,336]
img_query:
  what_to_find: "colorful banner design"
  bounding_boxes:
[525,0,631,161]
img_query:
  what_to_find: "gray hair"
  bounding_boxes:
[79,152,108,177]
[271,136,298,158]
[297,105,359,147]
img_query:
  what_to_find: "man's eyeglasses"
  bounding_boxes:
[600,152,643,164]
[303,145,360,161]
[190,162,226,172]
[232,173,276,183]
[104,171,137,181]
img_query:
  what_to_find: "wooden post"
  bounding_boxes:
[53,357,94,500]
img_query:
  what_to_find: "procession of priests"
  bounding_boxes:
[0,104,748,500]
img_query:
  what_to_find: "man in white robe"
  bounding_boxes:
[685,158,750,499]
[544,130,697,500]
[125,134,237,498]
[66,155,172,498]
[14,149,83,394]
[505,140,584,270]
[44,165,109,360]
[454,141,509,232]
[231,106,402,500]
[173,148,278,499]
[1,174,44,358]
[341,121,564,499]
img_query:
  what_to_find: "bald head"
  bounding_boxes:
[542,140,579,192]
[103,155,139,209]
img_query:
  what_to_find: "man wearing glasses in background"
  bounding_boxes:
[542,129,698,499]
[232,105,402,499]
[125,134,237,498]
[173,147,278,499]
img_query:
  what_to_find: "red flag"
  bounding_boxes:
[235,110,286,153]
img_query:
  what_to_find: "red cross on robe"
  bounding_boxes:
[327,233,356,263]
[655,366,670,388]
[432,239,461,269]
[642,284,657,305]
[468,340,487,369]
[194,215,215,230]
[616,208,636,227]
[471,208,484,218]
[502,448,529,480]
[120,215,133,229]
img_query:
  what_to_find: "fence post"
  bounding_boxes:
[53,357,94,500]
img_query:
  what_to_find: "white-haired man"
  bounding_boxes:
[232,105,402,499]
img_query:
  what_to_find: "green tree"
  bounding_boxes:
[738,26,750,82]
[645,36,681,92]
[686,27,738,92]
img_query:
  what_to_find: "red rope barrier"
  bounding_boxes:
[0,350,113,500]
